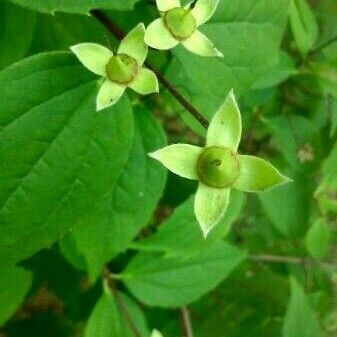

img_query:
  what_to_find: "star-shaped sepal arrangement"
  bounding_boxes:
[145,0,223,57]
[70,23,159,111]
[149,90,292,237]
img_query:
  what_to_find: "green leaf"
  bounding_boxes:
[62,108,167,280]
[7,0,142,14]
[122,242,246,307]
[264,114,321,171]
[166,0,289,133]
[259,172,314,238]
[315,139,337,215]
[0,52,134,267]
[192,266,289,336]
[313,60,337,100]
[305,218,331,259]
[330,99,337,138]
[289,0,318,58]
[132,191,245,257]
[0,266,33,326]
[0,1,36,70]
[252,52,297,89]
[29,12,107,53]
[283,278,322,337]
[85,286,149,337]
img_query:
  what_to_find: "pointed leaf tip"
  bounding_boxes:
[216,49,224,57]
[137,22,145,30]
[148,150,158,159]
[228,87,235,98]
[202,226,212,239]
[283,277,323,337]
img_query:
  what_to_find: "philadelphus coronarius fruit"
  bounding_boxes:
[70,23,158,111]
[150,90,292,237]
[145,0,223,57]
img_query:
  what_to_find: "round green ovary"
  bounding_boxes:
[197,147,240,188]
[164,8,196,40]
[106,54,138,84]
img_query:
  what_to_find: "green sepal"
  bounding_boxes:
[145,18,179,50]
[129,68,159,95]
[151,330,164,337]
[194,183,230,237]
[182,29,223,57]
[305,218,331,259]
[118,23,148,66]
[70,43,113,76]
[156,0,180,12]
[233,155,291,192]
[149,144,202,180]
[192,0,220,26]
[206,90,242,150]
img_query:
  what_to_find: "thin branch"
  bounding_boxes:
[90,9,209,129]
[244,108,262,153]
[249,254,337,270]
[250,254,303,265]
[103,269,143,337]
[91,9,125,40]
[310,33,337,57]
[145,62,209,129]
[180,307,194,337]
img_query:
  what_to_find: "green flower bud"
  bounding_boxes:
[106,54,138,84]
[149,91,291,237]
[164,8,196,40]
[197,146,239,188]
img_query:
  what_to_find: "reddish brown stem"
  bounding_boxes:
[103,269,142,337]
[180,307,194,337]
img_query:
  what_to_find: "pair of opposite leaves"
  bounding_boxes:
[71,0,291,237]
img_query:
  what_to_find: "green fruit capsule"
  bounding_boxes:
[106,54,138,84]
[164,8,196,40]
[197,146,240,188]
